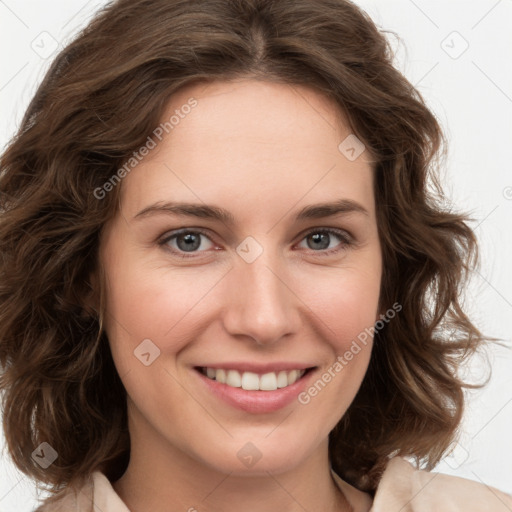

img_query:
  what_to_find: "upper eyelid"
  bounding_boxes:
[159,227,215,244]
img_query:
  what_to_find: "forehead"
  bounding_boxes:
[162,78,354,153]
[118,79,375,221]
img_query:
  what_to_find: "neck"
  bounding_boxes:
[112,409,353,512]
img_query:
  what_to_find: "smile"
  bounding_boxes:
[198,367,308,391]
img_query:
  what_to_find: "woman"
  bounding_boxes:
[0,0,510,511]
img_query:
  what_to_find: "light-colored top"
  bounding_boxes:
[35,456,512,511]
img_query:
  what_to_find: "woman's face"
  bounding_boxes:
[99,79,382,475]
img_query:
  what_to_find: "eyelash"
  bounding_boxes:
[157,227,353,259]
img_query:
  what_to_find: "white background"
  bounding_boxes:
[1,0,511,510]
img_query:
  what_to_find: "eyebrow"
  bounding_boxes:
[133,199,368,224]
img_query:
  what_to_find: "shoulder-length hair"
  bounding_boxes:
[0,0,487,503]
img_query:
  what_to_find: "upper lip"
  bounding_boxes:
[195,362,317,374]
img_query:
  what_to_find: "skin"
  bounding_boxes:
[99,78,382,512]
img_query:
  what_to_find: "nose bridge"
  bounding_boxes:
[223,246,299,345]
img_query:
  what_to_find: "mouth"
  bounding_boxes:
[193,361,319,413]
[195,366,316,391]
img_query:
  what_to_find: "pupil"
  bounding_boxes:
[178,233,200,252]
[309,233,329,250]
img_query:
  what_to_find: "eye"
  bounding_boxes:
[158,229,216,258]
[158,227,353,259]
[296,228,352,255]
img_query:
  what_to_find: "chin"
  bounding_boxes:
[195,435,317,476]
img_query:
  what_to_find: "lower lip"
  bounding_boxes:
[194,368,316,414]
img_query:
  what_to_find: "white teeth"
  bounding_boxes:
[241,371,259,390]
[259,372,277,391]
[288,369,300,385]
[226,369,242,387]
[276,371,288,388]
[202,367,307,390]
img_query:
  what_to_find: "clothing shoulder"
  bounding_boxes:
[372,456,512,512]
[33,476,92,512]
[34,460,512,511]
[34,472,129,512]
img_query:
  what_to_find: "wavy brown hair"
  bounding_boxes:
[0,0,489,506]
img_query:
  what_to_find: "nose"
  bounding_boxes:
[222,252,301,346]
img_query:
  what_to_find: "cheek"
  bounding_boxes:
[102,253,228,363]
[294,265,381,347]
[292,272,379,428]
